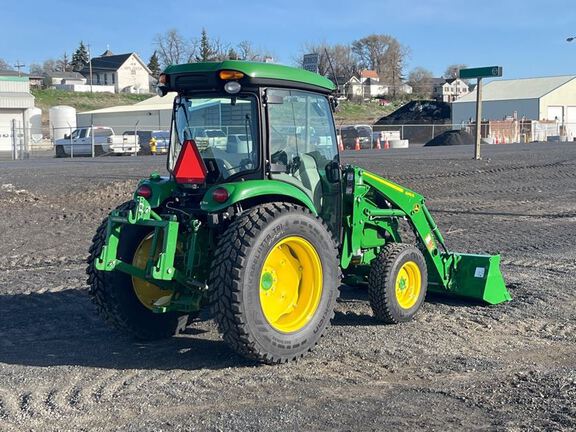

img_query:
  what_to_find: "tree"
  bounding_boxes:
[56,52,71,72]
[71,41,89,72]
[194,29,228,62]
[351,34,408,97]
[154,29,190,67]
[148,51,161,78]
[408,67,434,98]
[227,47,239,60]
[298,42,358,83]
[0,58,13,71]
[443,64,467,80]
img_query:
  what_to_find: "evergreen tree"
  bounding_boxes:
[71,41,89,72]
[148,51,161,78]
[196,29,214,62]
[227,48,239,60]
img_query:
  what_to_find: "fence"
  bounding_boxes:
[3,120,576,161]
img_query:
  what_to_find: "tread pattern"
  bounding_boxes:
[209,202,340,364]
[368,243,427,324]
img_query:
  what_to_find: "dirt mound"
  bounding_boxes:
[375,100,451,125]
[424,129,475,147]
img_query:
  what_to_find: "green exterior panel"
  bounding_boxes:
[163,60,336,93]
[200,180,318,214]
[133,173,176,208]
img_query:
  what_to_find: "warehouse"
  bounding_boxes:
[0,72,35,155]
[452,75,576,137]
[77,93,175,134]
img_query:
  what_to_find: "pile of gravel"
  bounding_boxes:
[424,129,474,147]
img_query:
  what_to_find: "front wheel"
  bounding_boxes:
[368,243,428,324]
[210,203,340,364]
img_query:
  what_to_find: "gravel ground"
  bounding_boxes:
[0,143,575,431]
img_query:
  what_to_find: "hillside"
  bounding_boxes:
[334,99,413,126]
[32,89,151,127]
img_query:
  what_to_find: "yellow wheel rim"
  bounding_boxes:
[395,261,421,309]
[131,233,173,310]
[259,236,323,333]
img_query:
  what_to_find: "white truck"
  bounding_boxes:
[54,126,140,157]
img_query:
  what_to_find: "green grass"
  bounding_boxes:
[334,99,414,125]
[32,89,151,115]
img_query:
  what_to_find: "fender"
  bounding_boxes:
[201,180,318,215]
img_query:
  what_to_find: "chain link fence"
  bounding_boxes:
[3,120,576,161]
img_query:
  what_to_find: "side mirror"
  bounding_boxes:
[64,134,70,139]
[325,160,341,183]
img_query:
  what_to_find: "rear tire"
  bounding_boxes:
[86,202,188,340]
[368,243,427,324]
[210,203,340,364]
[55,145,66,158]
[94,145,104,156]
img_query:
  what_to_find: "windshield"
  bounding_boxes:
[169,95,259,182]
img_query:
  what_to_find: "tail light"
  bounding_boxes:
[136,184,152,199]
[173,139,207,184]
[212,188,229,203]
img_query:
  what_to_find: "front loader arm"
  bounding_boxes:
[341,166,511,304]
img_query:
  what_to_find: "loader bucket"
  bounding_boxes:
[442,253,511,305]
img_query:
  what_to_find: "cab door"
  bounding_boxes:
[266,88,342,239]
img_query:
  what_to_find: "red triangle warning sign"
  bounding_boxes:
[173,139,207,184]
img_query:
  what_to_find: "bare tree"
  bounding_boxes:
[443,64,468,79]
[351,34,408,97]
[236,40,271,62]
[298,42,358,82]
[154,29,190,67]
[408,66,434,98]
[0,58,13,71]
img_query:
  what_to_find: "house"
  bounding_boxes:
[345,70,388,100]
[44,71,87,87]
[452,75,576,139]
[432,78,470,102]
[81,51,152,94]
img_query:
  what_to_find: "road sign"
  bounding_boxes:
[459,66,503,79]
[302,53,320,73]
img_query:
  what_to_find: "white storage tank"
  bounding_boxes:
[25,107,43,143]
[49,106,77,140]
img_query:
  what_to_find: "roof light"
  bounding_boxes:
[224,81,241,94]
[219,70,244,80]
[173,139,207,184]
[158,74,167,85]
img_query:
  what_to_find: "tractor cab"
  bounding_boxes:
[159,61,342,232]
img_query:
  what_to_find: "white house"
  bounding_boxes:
[81,51,153,94]
[432,78,470,102]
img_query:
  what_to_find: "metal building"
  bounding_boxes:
[452,75,576,135]
[77,93,176,134]
[0,72,35,155]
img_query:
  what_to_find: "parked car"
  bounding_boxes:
[149,130,170,155]
[54,126,139,157]
[339,125,373,150]
[194,128,228,150]
[226,134,252,153]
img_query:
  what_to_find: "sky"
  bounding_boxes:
[2,0,576,79]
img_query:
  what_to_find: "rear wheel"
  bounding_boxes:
[368,243,427,324]
[210,203,340,364]
[94,145,104,156]
[55,145,66,158]
[86,202,188,340]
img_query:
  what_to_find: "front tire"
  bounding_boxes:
[55,145,66,158]
[368,243,428,324]
[86,202,188,340]
[210,203,340,364]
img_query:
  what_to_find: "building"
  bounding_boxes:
[0,71,35,153]
[344,70,411,100]
[432,78,470,102]
[81,51,152,94]
[77,93,176,133]
[452,75,576,139]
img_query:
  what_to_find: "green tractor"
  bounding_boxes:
[87,61,511,364]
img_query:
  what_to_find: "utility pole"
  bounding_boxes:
[14,60,25,77]
[87,44,93,93]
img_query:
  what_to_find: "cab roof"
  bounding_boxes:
[163,61,336,94]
